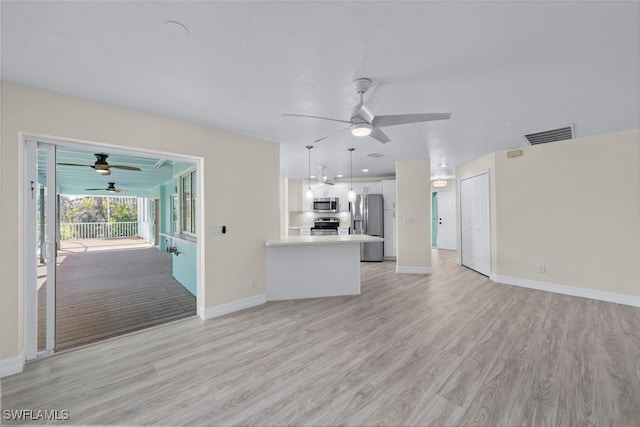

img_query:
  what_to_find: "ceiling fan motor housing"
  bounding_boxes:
[352,78,372,94]
[94,153,110,173]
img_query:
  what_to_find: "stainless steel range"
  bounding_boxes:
[311,217,340,236]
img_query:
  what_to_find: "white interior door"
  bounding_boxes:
[436,191,456,250]
[25,140,57,359]
[460,173,490,276]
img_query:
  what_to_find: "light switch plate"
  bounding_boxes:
[403,217,414,225]
[211,225,223,236]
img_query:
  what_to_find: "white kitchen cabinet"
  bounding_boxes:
[363,182,382,194]
[383,209,396,258]
[381,179,397,210]
[351,182,383,195]
[335,184,349,211]
[315,184,336,198]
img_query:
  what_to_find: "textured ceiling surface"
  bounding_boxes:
[4,1,639,180]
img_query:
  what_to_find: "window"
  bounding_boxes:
[181,170,197,234]
[171,194,179,234]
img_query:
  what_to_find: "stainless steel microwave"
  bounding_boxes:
[313,198,338,212]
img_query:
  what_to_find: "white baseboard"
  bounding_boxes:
[455,257,462,265]
[494,274,640,308]
[201,293,267,320]
[1,353,25,378]
[489,272,498,282]
[396,266,433,274]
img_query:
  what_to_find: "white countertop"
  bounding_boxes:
[266,234,384,246]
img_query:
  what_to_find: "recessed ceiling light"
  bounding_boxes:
[310,175,316,179]
[163,20,190,37]
[362,169,369,172]
[439,163,448,167]
[336,174,343,178]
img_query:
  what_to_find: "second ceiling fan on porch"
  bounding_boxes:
[85,182,128,193]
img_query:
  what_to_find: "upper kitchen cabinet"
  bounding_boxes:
[335,183,349,211]
[314,184,337,198]
[381,179,396,210]
[351,182,382,195]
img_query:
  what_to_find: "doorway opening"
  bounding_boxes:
[25,137,203,359]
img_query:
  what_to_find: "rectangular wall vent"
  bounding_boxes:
[523,125,574,145]
[365,152,384,158]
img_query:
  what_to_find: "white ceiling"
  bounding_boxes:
[2,1,639,181]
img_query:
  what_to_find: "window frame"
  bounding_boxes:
[180,169,197,236]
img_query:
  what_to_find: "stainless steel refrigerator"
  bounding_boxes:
[351,194,384,261]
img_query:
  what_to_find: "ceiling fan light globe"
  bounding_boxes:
[351,123,372,137]
[95,167,109,174]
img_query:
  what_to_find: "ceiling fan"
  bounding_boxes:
[316,165,335,185]
[85,182,128,193]
[282,78,451,144]
[58,153,142,176]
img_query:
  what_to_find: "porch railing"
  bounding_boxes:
[60,222,139,240]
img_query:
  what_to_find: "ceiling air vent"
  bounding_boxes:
[365,152,384,158]
[523,125,574,145]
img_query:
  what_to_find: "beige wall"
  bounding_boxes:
[396,161,431,271]
[456,129,640,298]
[0,83,280,361]
[494,129,640,296]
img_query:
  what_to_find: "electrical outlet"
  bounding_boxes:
[538,264,546,273]
[251,279,257,289]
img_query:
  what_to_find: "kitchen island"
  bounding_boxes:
[265,235,384,300]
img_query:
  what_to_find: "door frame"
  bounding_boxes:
[458,170,492,276]
[23,133,205,360]
[24,140,58,359]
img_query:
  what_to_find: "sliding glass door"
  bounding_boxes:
[25,140,57,358]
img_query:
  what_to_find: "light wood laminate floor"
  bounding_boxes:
[2,249,639,426]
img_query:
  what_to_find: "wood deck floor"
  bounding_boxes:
[6,249,639,426]
[37,238,196,351]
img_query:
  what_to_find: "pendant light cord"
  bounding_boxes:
[348,147,355,190]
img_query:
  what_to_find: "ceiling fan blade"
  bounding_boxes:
[314,127,351,143]
[282,113,351,124]
[363,81,390,115]
[370,128,391,144]
[372,113,451,128]
[84,188,106,191]
[57,163,92,167]
[108,165,142,171]
[113,189,127,192]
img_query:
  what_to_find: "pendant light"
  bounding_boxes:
[347,148,356,203]
[305,145,314,200]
